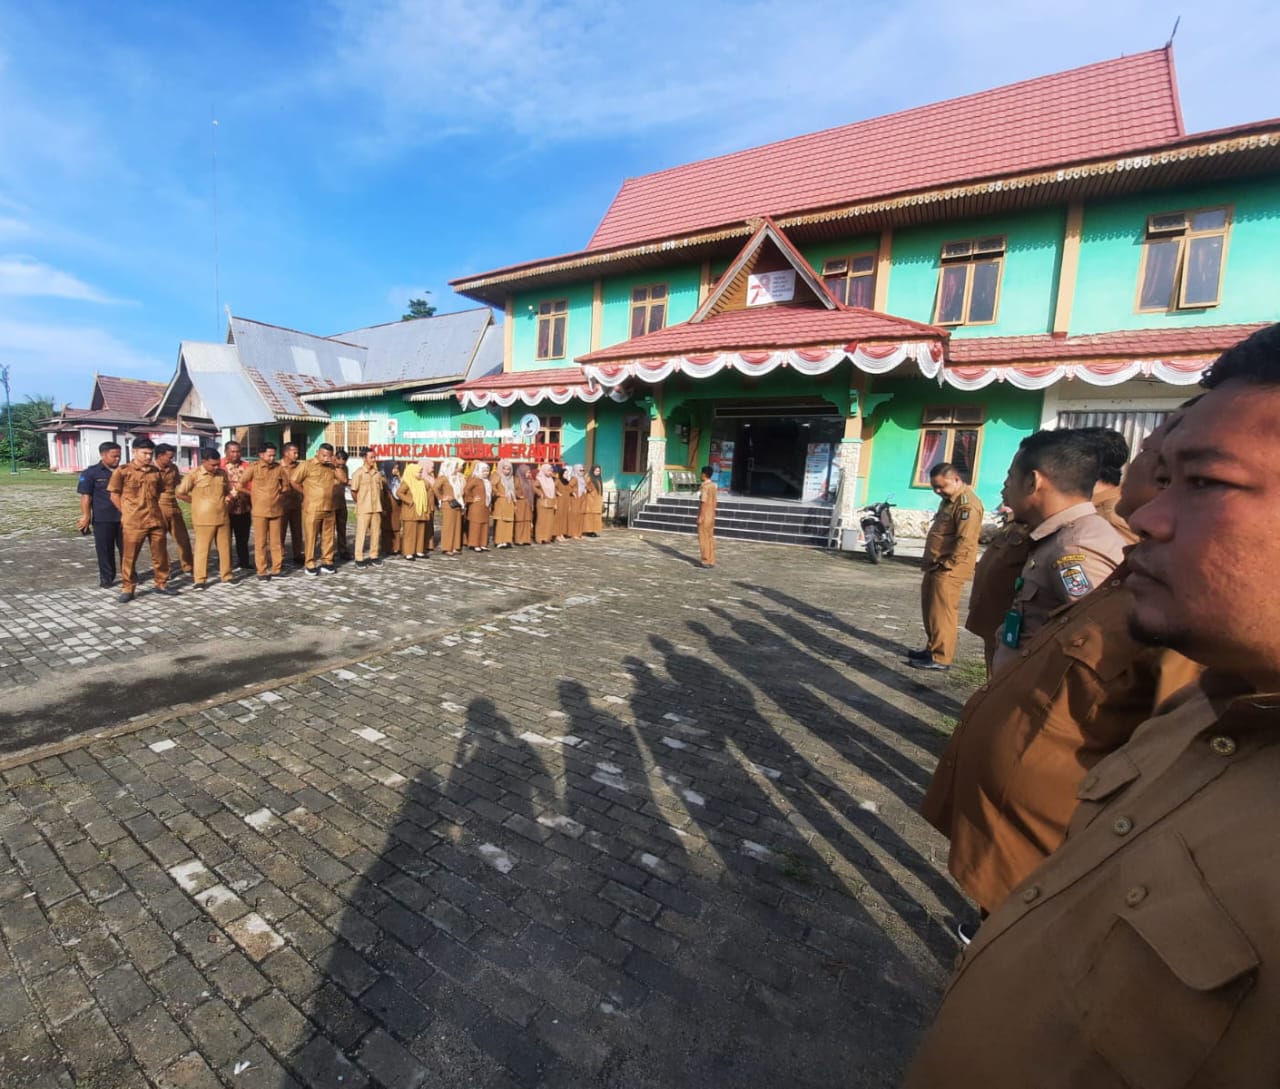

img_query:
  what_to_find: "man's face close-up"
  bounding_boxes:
[931,473,964,500]
[260,448,277,466]
[225,445,242,462]
[1128,381,1280,678]
[102,449,122,469]
[132,448,153,468]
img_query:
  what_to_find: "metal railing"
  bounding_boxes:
[626,466,653,528]
[826,469,847,549]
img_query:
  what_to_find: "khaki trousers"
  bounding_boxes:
[121,526,170,593]
[303,508,336,568]
[193,523,233,585]
[252,515,285,575]
[922,569,967,665]
[163,505,193,572]
[283,505,304,562]
[698,521,716,566]
[355,511,381,561]
[401,519,427,557]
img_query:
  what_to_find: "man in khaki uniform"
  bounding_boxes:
[281,442,305,566]
[922,411,1201,941]
[1079,426,1140,545]
[991,429,1125,676]
[697,465,717,568]
[107,437,175,602]
[153,443,194,578]
[222,440,252,569]
[175,447,233,588]
[963,512,1030,674]
[910,463,984,671]
[237,442,292,580]
[348,449,386,566]
[906,323,1280,1089]
[292,442,347,575]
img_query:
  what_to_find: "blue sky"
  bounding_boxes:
[2,0,1278,405]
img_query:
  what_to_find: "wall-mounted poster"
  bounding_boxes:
[710,440,735,491]
[802,443,835,502]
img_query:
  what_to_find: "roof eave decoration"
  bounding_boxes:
[939,357,1209,391]
[457,382,628,410]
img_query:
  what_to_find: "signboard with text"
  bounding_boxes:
[746,269,796,306]
[371,442,561,462]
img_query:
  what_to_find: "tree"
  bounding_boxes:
[0,395,55,467]
[401,296,437,321]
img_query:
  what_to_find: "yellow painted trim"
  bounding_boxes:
[650,390,666,439]
[503,298,514,373]
[590,279,603,350]
[873,229,892,312]
[698,260,712,303]
[585,403,598,466]
[1054,202,1084,333]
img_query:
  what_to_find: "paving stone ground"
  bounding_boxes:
[0,516,985,1089]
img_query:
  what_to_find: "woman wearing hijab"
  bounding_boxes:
[584,464,605,537]
[464,461,492,551]
[567,464,587,540]
[397,461,433,559]
[534,463,558,544]
[554,464,573,541]
[514,464,535,545]
[380,461,402,556]
[492,460,518,548]
[435,457,465,555]
[418,460,438,554]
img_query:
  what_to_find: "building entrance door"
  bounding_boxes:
[709,400,843,501]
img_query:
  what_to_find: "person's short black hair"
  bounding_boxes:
[1074,427,1130,486]
[701,465,713,479]
[258,442,277,455]
[200,447,220,461]
[1012,429,1100,499]
[318,442,335,454]
[282,442,299,453]
[154,443,175,457]
[1201,323,1280,389]
[132,438,155,452]
[99,441,121,454]
[225,440,241,449]
[929,462,960,480]
[335,448,348,459]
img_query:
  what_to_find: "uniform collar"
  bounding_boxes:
[1029,500,1098,542]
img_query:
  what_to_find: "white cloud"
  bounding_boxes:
[0,318,165,393]
[0,257,126,303]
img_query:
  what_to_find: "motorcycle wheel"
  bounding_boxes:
[865,538,883,564]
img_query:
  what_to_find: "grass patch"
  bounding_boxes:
[947,659,988,687]
[0,468,79,487]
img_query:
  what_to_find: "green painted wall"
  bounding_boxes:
[600,265,702,346]
[302,394,500,458]
[863,378,1042,511]
[887,207,1065,337]
[799,234,881,274]
[510,282,595,372]
[1070,176,1280,332]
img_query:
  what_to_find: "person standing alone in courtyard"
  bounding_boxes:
[911,463,983,671]
[698,465,717,568]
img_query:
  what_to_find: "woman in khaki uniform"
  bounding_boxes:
[492,460,517,548]
[464,461,492,551]
[553,465,572,541]
[397,461,432,560]
[418,460,437,554]
[584,465,604,537]
[566,465,587,539]
[435,458,465,555]
[534,463,557,544]
[380,462,402,557]
[513,464,535,545]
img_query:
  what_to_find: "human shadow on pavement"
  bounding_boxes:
[638,537,705,567]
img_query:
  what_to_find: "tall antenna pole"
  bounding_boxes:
[211,108,221,339]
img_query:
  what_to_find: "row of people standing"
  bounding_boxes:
[356,456,607,562]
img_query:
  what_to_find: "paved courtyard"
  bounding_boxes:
[0,514,985,1088]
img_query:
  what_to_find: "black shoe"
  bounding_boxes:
[118,591,135,603]
[321,564,337,574]
[910,659,950,671]
[99,579,114,588]
[154,586,179,596]
[372,557,383,566]
[956,920,979,946]
[907,648,932,661]
[307,566,320,577]
[192,582,206,591]
[257,574,272,582]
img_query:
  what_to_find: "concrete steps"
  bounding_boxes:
[632,495,835,548]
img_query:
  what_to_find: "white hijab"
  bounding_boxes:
[445,458,465,499]
[474,461,492,504]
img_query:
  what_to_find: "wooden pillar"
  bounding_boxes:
[873,228,893,312]
[1053,202,1084,334]
[503,298,514,372]
[590,280,603,350]
[585,403,598,467]
[698,260,713,304]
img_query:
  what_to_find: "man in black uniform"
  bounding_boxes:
[76,440,123,587]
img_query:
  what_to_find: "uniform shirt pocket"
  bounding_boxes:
[1051,832,1257,1089]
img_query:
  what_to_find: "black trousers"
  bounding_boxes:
[93,521,123,585]
[229,511,252,568]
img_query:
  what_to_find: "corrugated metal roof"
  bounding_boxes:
[333,308,495,383]
[469,322,504,379]
[229,317,367,386]
[178,342,274,427]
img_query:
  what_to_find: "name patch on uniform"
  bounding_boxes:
[1059,563,1092,597]
[960,510,970,520]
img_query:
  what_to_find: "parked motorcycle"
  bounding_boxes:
[859,499,897,564]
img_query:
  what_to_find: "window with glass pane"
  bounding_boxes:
[933,238,1004,325]
[537,300,568,359]
[821,253,876,308]
[913,406,985,486]
[629,285,668,339]
[536,415,563,448]
[621,414,649,473]
[1137,206,1230,311]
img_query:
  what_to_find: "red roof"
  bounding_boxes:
[91,375,167,415]
[579,305,944,364]
[589,49,1182,251]
[454,366,595,392]
[947,324,1269,365]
